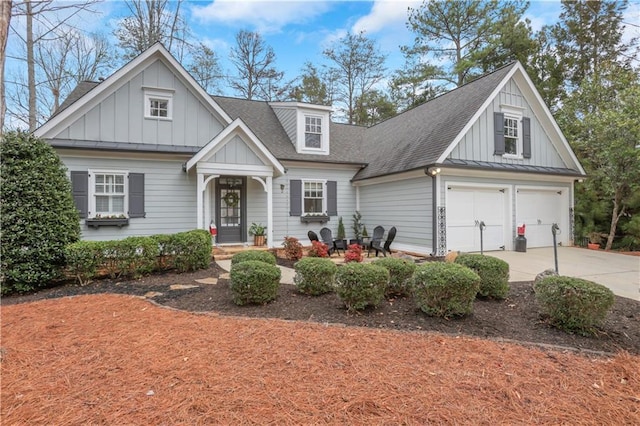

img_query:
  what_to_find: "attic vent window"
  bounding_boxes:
[305,115,322,149]
[144,89,173,120]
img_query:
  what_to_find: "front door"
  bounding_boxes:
[216,177,246,244]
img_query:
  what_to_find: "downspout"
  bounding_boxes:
[426,165,442,256]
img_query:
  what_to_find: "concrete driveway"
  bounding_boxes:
[487,247,640,301]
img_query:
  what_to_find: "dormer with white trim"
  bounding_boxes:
[270,102,332,155]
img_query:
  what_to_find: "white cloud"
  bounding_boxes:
[351,0,420,35]
[190,0,333,34]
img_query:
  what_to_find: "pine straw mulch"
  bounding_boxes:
[1,293,640,424]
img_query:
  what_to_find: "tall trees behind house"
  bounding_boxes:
[403,0,531,89]
[228,30,288,101]
[0,0,12,134]
[7,0,104,130]
[322,31,386,124]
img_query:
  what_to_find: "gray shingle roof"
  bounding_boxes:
[352,63,517,180]
[53,81,100,117]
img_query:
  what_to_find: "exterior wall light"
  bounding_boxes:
[428,167,441,176]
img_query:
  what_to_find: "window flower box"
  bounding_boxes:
[86,218,130,228]
[300,214,330,224]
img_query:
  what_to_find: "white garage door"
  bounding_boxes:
[447,186,506,252]
[516,188,564,248]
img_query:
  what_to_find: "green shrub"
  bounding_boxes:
[412,262,480,318]
[334,263,389,311]
[455,254,510,299]
[374,257,417,296]
[534,276,615,335]
[64,241,105,285]
[1,131,81,294]
[231,250,276,266]
[173,230,212,272]
[294,257,337,295]
[230,260,281,305]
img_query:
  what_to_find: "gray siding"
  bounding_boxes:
[271,166,359,244]
[61,153,195,241]
[211,135,264,165]
[271,106,297,146]
[56,60,224,147]
[359,177,433,253]
[449,77,565,168]
[245,178,268,242]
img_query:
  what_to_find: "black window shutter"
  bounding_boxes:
[494,112,505,155]
[70,171,88,219]
[290,179,302,216]
[128,173,145,218]
[327,181,337,216]
[522,116,531,158]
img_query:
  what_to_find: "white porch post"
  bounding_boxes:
[266,176,273,248]
[204,183,211,230]
[196,172,204,229]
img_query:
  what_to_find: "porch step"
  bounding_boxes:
[212,245,271,261]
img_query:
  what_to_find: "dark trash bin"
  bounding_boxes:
[515,235,527,252]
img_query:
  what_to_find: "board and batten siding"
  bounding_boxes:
[271,106,297,146]
[270,166,359,245]
[210,135,264,165]
[439,174,571,248]
[61,153,196,241]
[55,60,224,147]
[449,77,565,168]
[245,177,268,242]
[358,176,433,254]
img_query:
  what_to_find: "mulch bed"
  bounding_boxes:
[2,259,640,423]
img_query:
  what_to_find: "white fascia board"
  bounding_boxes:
[186,118,285,175]
[439,166,580,183]
[436,64,519,164]
[196,163,274,176]
[269,101,333,112]
[35,43,232,139]
[352,169,428,187]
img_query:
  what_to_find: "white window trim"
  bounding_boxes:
[302,179,327,215]
[501,106,523,159]
[304,115,323,150]
[144,89,173,120]
[296,109,330,155]
[88,169,129,219]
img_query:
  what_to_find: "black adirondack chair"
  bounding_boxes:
[367,226,385,257]
[369,226,396,257]
[307,230,319,243]
[319,227,341,255]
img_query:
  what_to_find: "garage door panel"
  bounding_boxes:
[517,189,562,248]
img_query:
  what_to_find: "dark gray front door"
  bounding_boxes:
[216,177,246,243]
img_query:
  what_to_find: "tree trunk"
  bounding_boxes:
[26,0,37,131]
[605,192,625,250]
[0,0,11,135]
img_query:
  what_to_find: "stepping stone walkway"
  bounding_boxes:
[144,291,164,298]
[218,273,230,280]
[195,277,218,285]
[169,284,199,291]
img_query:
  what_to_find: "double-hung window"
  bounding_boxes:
[504,115,520,156]
[305,116,322,149]
[303,180,325,214]
[90,170,128,218]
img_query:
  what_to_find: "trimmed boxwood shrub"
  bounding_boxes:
[230,260,281,305]
[412,262,480,318]
[534,276,615,335]
[294,257,337,295]
[455,254,510,299]
[334,263,389,311]
[173,230,212,272]
[231,250,276,266]
[374,257,417,296]
[64,241,106,285]
[1,131,81,294]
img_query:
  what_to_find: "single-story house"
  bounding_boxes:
[34,43,586,256]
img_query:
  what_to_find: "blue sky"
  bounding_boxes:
[7,0,640,96]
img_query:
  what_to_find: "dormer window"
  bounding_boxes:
[144,88,173,120]
[305,116,322,149]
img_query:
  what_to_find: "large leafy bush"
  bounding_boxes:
[294,257,336,295]
[455,254,510,299]
[534,276,615,335]
[231,250,276,266]
[412,262,480,318]
[1,131,80,294]
[230,260,281,305]
[334,263,389,311]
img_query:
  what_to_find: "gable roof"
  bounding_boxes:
[34,43,232,139]
[352,63,517,181]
